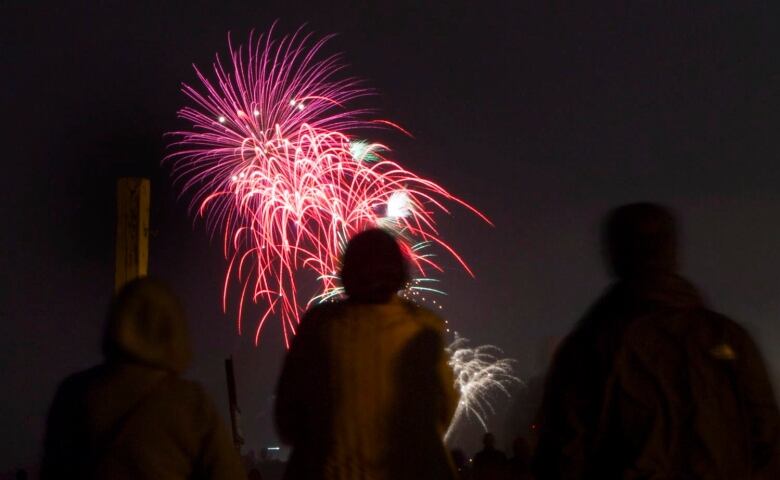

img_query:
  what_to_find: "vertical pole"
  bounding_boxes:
[115,178,150,291]
[225,357,245,451]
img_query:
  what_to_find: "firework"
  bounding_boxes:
[167,27,489,346]
[445,334,521,442]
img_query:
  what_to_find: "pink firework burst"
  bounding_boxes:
[166,27,489,347]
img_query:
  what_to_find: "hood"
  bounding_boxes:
[103,277,191,373]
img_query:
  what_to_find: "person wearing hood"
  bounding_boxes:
[274,228,459,480]
[41,278,245,480]
[532,203,780,479]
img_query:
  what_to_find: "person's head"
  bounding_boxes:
[340,228,408,303]
[603,203,678,279]
[482,432,496,449]
[103,277,191,373]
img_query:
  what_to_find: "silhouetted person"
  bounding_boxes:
[507,437,532,480]
[533,203,780,479]
[41,278,245,480]
[275,228,459,479]
[473,433,507,480]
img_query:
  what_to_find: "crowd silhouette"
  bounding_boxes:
[41,204,779,479]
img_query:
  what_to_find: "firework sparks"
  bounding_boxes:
[168,26,514,437]
[445,334,521,442]
[166,27,490,347]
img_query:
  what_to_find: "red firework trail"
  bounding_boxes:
[166,27,490,347]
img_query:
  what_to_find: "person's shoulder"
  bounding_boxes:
[297,301,345,332]
[620,307,757,360]
[697,309,765,357]
[625,306,734,335]
[701,309,750,336]
[56,364,107,393]
[555,284,622,352]
[303,300,344,318]
[397,298,447,331]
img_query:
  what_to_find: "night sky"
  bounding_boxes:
[2,1,779,470]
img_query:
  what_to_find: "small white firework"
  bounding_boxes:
[445,334,521,442]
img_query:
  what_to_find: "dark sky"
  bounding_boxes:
[2,0,779,468]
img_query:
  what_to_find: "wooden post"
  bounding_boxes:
[115,178,150,291]
[225,357,245,451]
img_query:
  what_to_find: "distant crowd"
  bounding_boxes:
[447,433,532,480]
[39,204,779,479]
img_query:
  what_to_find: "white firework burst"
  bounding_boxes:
[445,334,521,442]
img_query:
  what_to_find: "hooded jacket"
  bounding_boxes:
[41,278,245,480]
